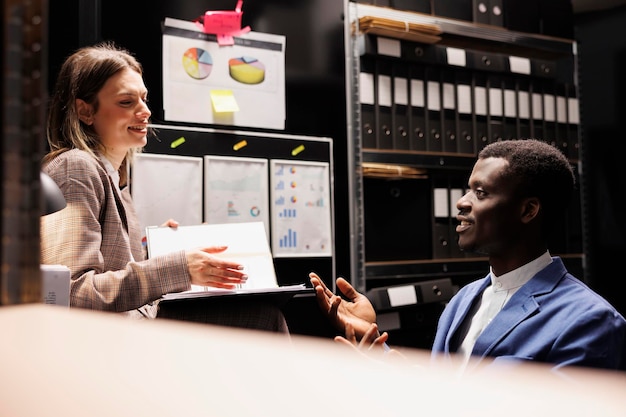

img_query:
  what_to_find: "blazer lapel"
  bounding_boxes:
[445,277,492,351]
[469,259,565,360]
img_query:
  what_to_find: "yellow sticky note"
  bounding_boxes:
[233,140,247,151]
[170,137,186,148]
[291,144,305,156]
[210,90,239,113]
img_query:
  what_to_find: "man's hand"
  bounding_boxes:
[309,272,377,339]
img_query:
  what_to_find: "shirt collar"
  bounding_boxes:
[489,251,552,292]
[97,153,121,192]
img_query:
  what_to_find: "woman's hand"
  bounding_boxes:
[309,272,377,339]
[186,246,248,289]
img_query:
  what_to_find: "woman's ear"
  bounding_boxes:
[76,99,94,125]
[520,197,540,224]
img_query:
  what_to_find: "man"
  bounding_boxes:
[310,139,626,371]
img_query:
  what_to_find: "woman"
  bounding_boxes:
[41,42,287,332]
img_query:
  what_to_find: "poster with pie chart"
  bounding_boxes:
[228,56,265,85]
[163,17,285,130]
[182,47,213,80]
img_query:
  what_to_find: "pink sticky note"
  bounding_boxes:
[202,10,242,34]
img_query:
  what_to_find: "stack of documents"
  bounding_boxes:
[357,16,442,44]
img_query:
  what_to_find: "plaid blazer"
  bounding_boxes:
[41,149,191,313]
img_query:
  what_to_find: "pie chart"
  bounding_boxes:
[228,56,265,84]
[182,47,213,80]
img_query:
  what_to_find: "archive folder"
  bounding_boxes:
[441,69,458,153]
[425,67,443,153]
[502,76,518,140]
[409,65,427,151]
[360,58,377,149]
[566,84,580,160]
[487,74,504,143]
[392,61,411,150]
[516,77,532,139]
[530,79,545,141]
[456,71,475,155]
[431,177,451,259]
[377,59,394,149]
[556,83,570,156]
[473,72,489,152]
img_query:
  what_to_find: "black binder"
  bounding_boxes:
[516,77,532,139]
[392,61,411,150]
[409,65,427,151]
[364,176,431,262]
[360,57,377,149]
[555,83,570,156]
[487,74,504,144]
[542,81,558,149]
[431,176,451,259]
[530,78,545,141]
[502,76,518,140]
[456,70,475,155]
[376,59,394,150]
[441,69,458,153]
[425,67,443,153]
[473,71,490,152]
[566,83,580,160]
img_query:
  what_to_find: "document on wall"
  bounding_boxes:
[162,17,286,130]
[269,160,332,258]
[131,153,203,237]
[203,155,270,234]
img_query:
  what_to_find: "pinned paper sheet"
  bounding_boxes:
[211,89,240,113]
[162,17,285,130]
[194,0,251,45]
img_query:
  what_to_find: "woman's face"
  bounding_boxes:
[83,68,151,161]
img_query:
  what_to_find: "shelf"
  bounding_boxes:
[352,3,576,60]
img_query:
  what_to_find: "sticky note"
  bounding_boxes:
[170,137,186,148]
[210,90,239,113]
[291,145,305,156]
[233,140,247,151]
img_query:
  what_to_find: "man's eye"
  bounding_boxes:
[474,189,486,198]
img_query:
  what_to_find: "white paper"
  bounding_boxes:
[204,155,269,233]
[446,47,467,67]
[162,17,286,130]
[270,160,332,257]
[146,222,278,290]
[131,153,203,236]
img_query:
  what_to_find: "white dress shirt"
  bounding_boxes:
[456,251,553,366]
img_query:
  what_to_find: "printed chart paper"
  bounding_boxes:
[131,153,203,237]
[270,160,332,257]
[162,17,286,130]
[204,155,269,233]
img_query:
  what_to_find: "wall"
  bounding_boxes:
[575,4,626,316]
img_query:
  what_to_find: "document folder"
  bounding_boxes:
[392,62,411,150]
[409,65,427,151]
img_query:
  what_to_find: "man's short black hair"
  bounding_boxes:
[478,139,576,227]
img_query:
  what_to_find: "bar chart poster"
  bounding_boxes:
[270,160,332,257]
[204,155,270,234]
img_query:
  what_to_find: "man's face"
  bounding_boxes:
[455,157,523,256]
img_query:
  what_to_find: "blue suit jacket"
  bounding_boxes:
[432,257,626,371]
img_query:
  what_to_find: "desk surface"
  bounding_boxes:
[1,305,625,417]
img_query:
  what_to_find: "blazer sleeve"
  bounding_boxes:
[41,151,191,312]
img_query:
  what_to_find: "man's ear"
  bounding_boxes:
[76,99,94,125]
[520,197,540,224]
